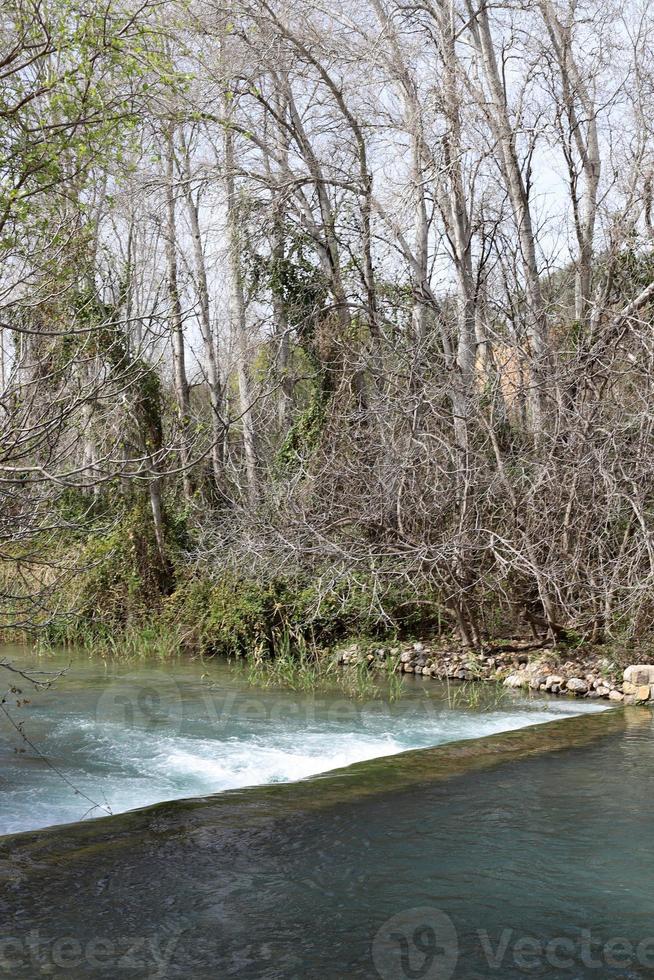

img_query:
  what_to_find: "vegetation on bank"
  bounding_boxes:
[14,502,440,658]
[2,497,648,689]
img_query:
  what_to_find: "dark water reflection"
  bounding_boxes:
[2,708,653,978]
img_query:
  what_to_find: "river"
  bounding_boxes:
[1,646,652,978]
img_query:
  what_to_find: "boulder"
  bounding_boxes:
[624,665,654,686]
[504,672,528,689]
[566,678,588,695]
[545,675,564,691]
[400,651,413,664]
[608,690,625,702]
[635,685,651,703]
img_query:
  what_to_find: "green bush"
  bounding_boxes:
[43,498,174,644]
[162,571,443,660]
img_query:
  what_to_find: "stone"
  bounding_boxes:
[413,642,425,653]
[400,651,413,663]
[596,686,611,697]
[422,666,433,677]
[545,675,564,690]
[624,665,654,687]
[504,672,528,689]
[529,676,547,690]
[566,678,588,695]
[635,685,651,703]
[623,681,637,695]
[608,690,624,702]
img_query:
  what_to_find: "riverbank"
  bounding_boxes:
[5,503,653,707]
[336,638,654,705]
[8,526,654,707]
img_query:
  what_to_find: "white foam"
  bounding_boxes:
[158,734,406,791]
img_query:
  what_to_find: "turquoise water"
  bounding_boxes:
[2,649,650,979]
[0,646,601,835]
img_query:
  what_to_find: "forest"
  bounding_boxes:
[2,0,654,660]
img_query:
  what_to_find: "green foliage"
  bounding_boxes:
[161,571,441,662]
[611,246,654,296]
[45,499,174,643]
[275,384,328,472]
[163,575,304,658]
[248,239,329,340]
[54,486,107,529]
[0,0,183,287]
[85,621,184,661]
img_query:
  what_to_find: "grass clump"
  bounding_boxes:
[241,626,405,700]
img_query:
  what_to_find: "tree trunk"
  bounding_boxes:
[223,108,259,504]
[178,129,225,494]
[163,125,194,500]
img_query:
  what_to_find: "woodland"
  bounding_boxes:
[2,0,654,659]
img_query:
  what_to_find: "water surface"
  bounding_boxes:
[0,645,601,834]
[2,647,646,980]
[0,708,650,979]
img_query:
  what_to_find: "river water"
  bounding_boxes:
[0,645,601,836]
[1,647,652,979]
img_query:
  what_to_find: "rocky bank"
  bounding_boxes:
[336,639,654,705]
